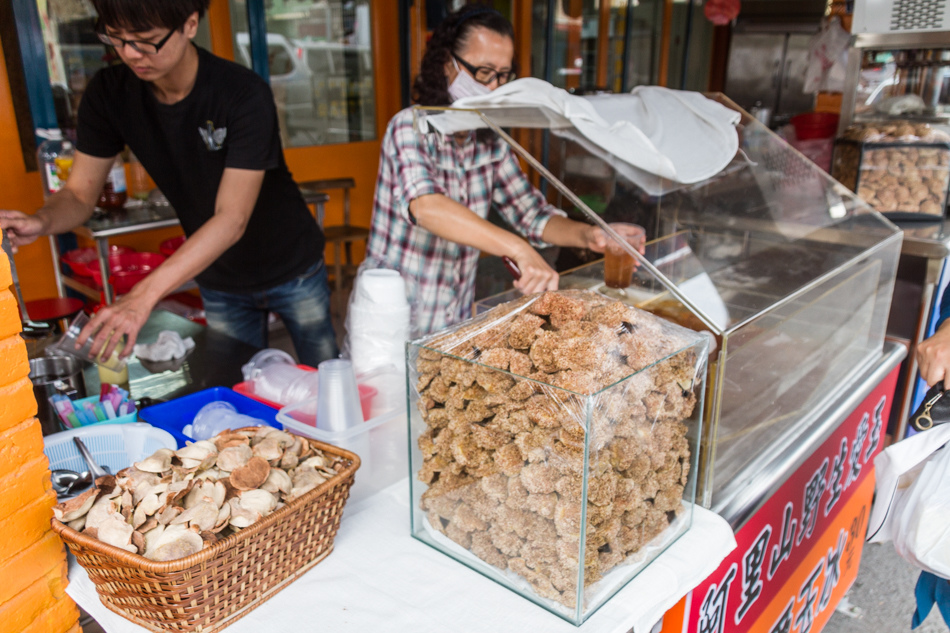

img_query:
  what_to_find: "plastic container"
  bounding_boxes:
[44,423,177,477]
[233,366,377,419]
[138,387,281,448]
[61,245,136,276]
[30,356,86,435]
[70,395,138,427]
[159,235,186,256]
[36,128,73,199]
[790,112,840,140]
[87,252,166,295]
[190,400,267,440]
[278,404,405,515]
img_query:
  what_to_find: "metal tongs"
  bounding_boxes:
[0,230,52,337]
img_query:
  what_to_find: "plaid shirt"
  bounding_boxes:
[366,107,563,336]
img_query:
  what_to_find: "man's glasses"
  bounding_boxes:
[453,54,516,86]
[97,27,176,55]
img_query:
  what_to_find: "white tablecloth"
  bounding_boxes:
[67,480,736,633]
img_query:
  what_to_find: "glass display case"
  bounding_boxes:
[408,97,901,515]
[408,289,709,624]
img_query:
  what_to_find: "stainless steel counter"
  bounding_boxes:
[712,340,906,529]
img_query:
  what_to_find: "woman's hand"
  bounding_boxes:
[584,223,646,254]
[509,243,559,295]
[918,321,950,386]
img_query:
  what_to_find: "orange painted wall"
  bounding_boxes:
[0,252,79,632]
[1,0,402,302]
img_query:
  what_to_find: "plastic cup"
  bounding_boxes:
[316,359,364,433]
[355,269,409,306]
[191,401,264,440]
[48,311,127,371]
[603,223,646,290]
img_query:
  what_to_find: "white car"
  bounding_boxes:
[234,33,315,137]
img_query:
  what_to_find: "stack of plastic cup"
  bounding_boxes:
[316,359,364,433]
[191,401,265,440]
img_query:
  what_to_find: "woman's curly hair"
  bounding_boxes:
[412,4,515,106]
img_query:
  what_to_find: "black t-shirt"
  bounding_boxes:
[77,46,323,293]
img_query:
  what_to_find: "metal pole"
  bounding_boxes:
[679,0,695,90]
[246,0,269,82]
[621,0,634,91]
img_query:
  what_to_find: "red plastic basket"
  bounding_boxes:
[160,235,186,256]
[61,245,135,276]
[88,252,166,295]
[790,112,840,140]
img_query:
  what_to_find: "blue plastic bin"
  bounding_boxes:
[138,387,282,448]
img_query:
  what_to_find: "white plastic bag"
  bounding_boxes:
[869,424,950,579]
[804,18,850,94]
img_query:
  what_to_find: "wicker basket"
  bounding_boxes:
[52,436,360,633]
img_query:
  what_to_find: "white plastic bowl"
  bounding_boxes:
[44,422,177,475]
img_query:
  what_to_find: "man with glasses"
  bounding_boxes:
[365,4,632,336]
[0,0,337,366]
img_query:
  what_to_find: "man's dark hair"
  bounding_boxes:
[412,4,515,107]
[93,0,210,32]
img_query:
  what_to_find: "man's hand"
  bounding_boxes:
[509,243,559,295]
[918,321,950,386]
[584,223,646,255]
[76,290,154,360]
[0,211,46,251]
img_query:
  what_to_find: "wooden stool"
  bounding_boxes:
[298,178,369,292]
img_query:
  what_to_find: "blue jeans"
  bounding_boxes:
[200,261,338,367]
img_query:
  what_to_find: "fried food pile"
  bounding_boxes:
[413,290,703,608]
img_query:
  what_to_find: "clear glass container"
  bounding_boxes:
[408,290,708,624]
[419,97,902,516]
[832,120,950,219]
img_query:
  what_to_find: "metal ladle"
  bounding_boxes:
[50,468,84,497]
[0,231,52,336]
[74,436,109,480]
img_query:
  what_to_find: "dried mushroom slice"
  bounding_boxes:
[290,468,327,499]
[261,468,292,496]
[172,500,220,532]
[228,497,261,529]
[239,489,278,515]
[217,444,253,472]
[135,448,174,473]
[54,487,98,523]
[97,512,136,553]
[146,524,204,561]
[229,456,270,491]
[252,436,284,462]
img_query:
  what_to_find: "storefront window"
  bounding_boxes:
[35,0,211,137]
[530,0,602,93]
[229,0,376,147]
[609,0,664,91]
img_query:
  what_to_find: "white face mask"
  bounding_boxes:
[448,58,491,102]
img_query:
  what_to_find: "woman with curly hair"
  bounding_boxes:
[365,4,641,336]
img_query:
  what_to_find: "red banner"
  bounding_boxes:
[676,365,900,633]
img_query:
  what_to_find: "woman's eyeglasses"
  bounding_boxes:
[453,54,516,85]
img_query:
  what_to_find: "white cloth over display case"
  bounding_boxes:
[67,480,736,633]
